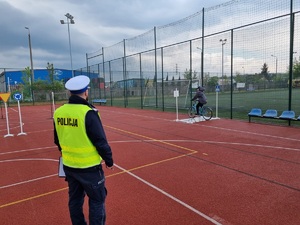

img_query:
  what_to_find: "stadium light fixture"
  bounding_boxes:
[60,13,75,77]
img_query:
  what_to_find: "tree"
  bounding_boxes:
[261,63,271,81]
[235,72,246,83]
[207,76,219,87]
[46,62,64,92]
[47,62,55,84]
[21,67,33,99]
[144,77,149,87]
[293,56,300,79]
[183,69,198,80]
[153,74,157,83]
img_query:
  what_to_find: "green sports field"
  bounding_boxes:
[103,87,300,126]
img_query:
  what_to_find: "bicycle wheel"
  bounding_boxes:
[202,106,213,120]
[188,107,197,118]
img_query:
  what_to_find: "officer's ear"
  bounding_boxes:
[84,89,89,97]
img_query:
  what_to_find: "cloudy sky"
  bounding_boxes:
[0,0,229,72]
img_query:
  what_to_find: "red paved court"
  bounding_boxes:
[1,104,300,225]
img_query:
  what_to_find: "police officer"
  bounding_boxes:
[54,75,114,225]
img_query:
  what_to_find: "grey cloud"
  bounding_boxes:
[0,0,229,70]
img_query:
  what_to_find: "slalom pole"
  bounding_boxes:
[174,88,179,121]
[51,92,55,118]
[4,102,14,138]
[17,99,27,136]
[216,91,219,118]
[1,101,3,119]
[215,84,220,119]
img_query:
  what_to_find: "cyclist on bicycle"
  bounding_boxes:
[191,86,207,115]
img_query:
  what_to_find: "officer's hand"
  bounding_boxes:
[106,165,114,170]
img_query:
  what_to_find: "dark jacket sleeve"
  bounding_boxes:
[54,121,62,151]
[85,110,114,167]
[191,92,200,101]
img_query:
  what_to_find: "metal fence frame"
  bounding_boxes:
[77,0,300,121]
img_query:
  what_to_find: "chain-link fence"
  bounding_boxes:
[78,0,299,121]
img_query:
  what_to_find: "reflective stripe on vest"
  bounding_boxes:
[54,104,102,168]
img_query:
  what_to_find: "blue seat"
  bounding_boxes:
[248,108,262,117]
[263,109,277,118]
[92,99,107,105]
[279,110,295,119]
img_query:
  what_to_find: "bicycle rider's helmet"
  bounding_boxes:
[197,86,205,91]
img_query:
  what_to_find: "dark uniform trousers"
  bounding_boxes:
[64,164,107,225]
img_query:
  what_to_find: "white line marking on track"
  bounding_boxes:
[100,108,300,142]
[198,124,300,142]
[0,158,59,189]
[201,140,300,152]
[110,139,300,152]
[1,137,299,157]
[0,158,58,163]
[160,140,300,152]
[0,146,55,155]
[114,164,223,225]
[0,174,57,189]
[9,108,18,112]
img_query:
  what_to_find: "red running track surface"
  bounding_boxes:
[0,105,300,225]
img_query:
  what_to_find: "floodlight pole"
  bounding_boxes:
[197,47,202,86]
[271,54,278,76]
[25,27,34,104]
[60,13,75,77]
[220,39,227,90]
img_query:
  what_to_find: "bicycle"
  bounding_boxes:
[187,101,213,120]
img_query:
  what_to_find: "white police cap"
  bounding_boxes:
[65,75,90,94]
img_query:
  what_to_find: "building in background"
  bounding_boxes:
[0,69,72,93]
[0,69,100,93]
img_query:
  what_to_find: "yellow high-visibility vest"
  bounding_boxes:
[54,104,102,168]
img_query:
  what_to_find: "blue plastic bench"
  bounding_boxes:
[92,99,107,105]
[248,108,299,126]
[263,109,277,118]
[279,110,296,120]
[248,108,262,116]
[248,108,262,122]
